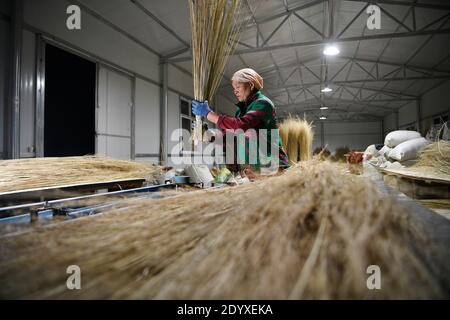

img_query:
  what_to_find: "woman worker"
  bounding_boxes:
[191,68,289,174]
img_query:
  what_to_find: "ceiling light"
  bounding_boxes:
[320,106,329,110]
[323,45,340,56]
[319,116,327,120]
[321,86,332,93]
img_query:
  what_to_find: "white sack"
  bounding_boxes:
[379,145,392,158]
[364,145,378,160]
[389,137,430,162]
[384,130,421,148]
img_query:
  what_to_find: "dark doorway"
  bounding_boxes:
[44,44,96,157]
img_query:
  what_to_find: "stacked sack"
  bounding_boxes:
[363,130,431,169]
[384,130,429,162]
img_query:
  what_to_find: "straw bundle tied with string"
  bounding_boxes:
[1,160,448,299]
[189,0,243,144]
[279,115,314,164]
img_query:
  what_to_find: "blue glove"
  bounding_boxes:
[192,100,212,117]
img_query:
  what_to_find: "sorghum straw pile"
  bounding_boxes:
[0,160,447,299]
[0,156,163,193]
[189,0,243,143]
[279,116,314,164]
[415,141,450,176]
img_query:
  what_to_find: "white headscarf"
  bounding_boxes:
[231,68,263,90]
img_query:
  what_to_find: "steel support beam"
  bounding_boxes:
[6,0,22,159]
[274,96,416,103]
[160,62,168,165]
[130,0,190,48]
[337,4,368,38]
[277,100,394,112]
[416,97,422,134]
[71,0,161,57]
[280,106,383,120]
[245,0,327,27]
[379,5,412,32]
[269,75,450,92]
[262,13,292,47]
[293,11,324,38]
[168,29,450,62]
[344,0,450,11]
[35,35,45,158]
[339,56,450,76]
[320,122,325,149]
[163,47,190,59]
[234,28,450,55]
[328,0,334,39]
[342,84,418,98]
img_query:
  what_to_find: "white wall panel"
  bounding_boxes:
[421,81,450,119]
[167,91,180,156]
[398,102,417,127]
[97,135,131,160]
[324,134,381,152]
[135,78,159,155]
[383,82,450,136]
[107,71,132,136]
[23,0,160,82]
[323,122,382,152]
[135,157,160,166]
[312,135,322,152]
[324,122,380,135]
[19,30,36,158]
[97,66,132,159]
[97,67,132,137]
[383,112,397,136]
[168,65,193,98]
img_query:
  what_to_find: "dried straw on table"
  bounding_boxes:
[189,0,242,144]
[0,156,163,193]
[1,160,447,299]
[279,116,313,164]
[314,147,331,160]
[331,146,351,162]
[415,141,450,176]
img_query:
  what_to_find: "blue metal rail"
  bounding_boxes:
[0,183,176,225]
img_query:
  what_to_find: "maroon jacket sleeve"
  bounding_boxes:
[216,110,265,131]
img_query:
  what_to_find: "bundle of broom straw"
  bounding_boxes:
[189,0,242,144]
[1,160,448,299]
[0,156,163,193]
[279,115,313,164]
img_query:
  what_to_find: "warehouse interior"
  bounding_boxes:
[0,0,450,300]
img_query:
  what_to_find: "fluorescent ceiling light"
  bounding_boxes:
[323,45,340,56]
[319,116,327,120]
[321,86,332,93]
[320,106,329,110]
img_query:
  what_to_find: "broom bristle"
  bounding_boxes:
[0,161,446,299]
[189,0,243,144]
[279,115,314,164]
